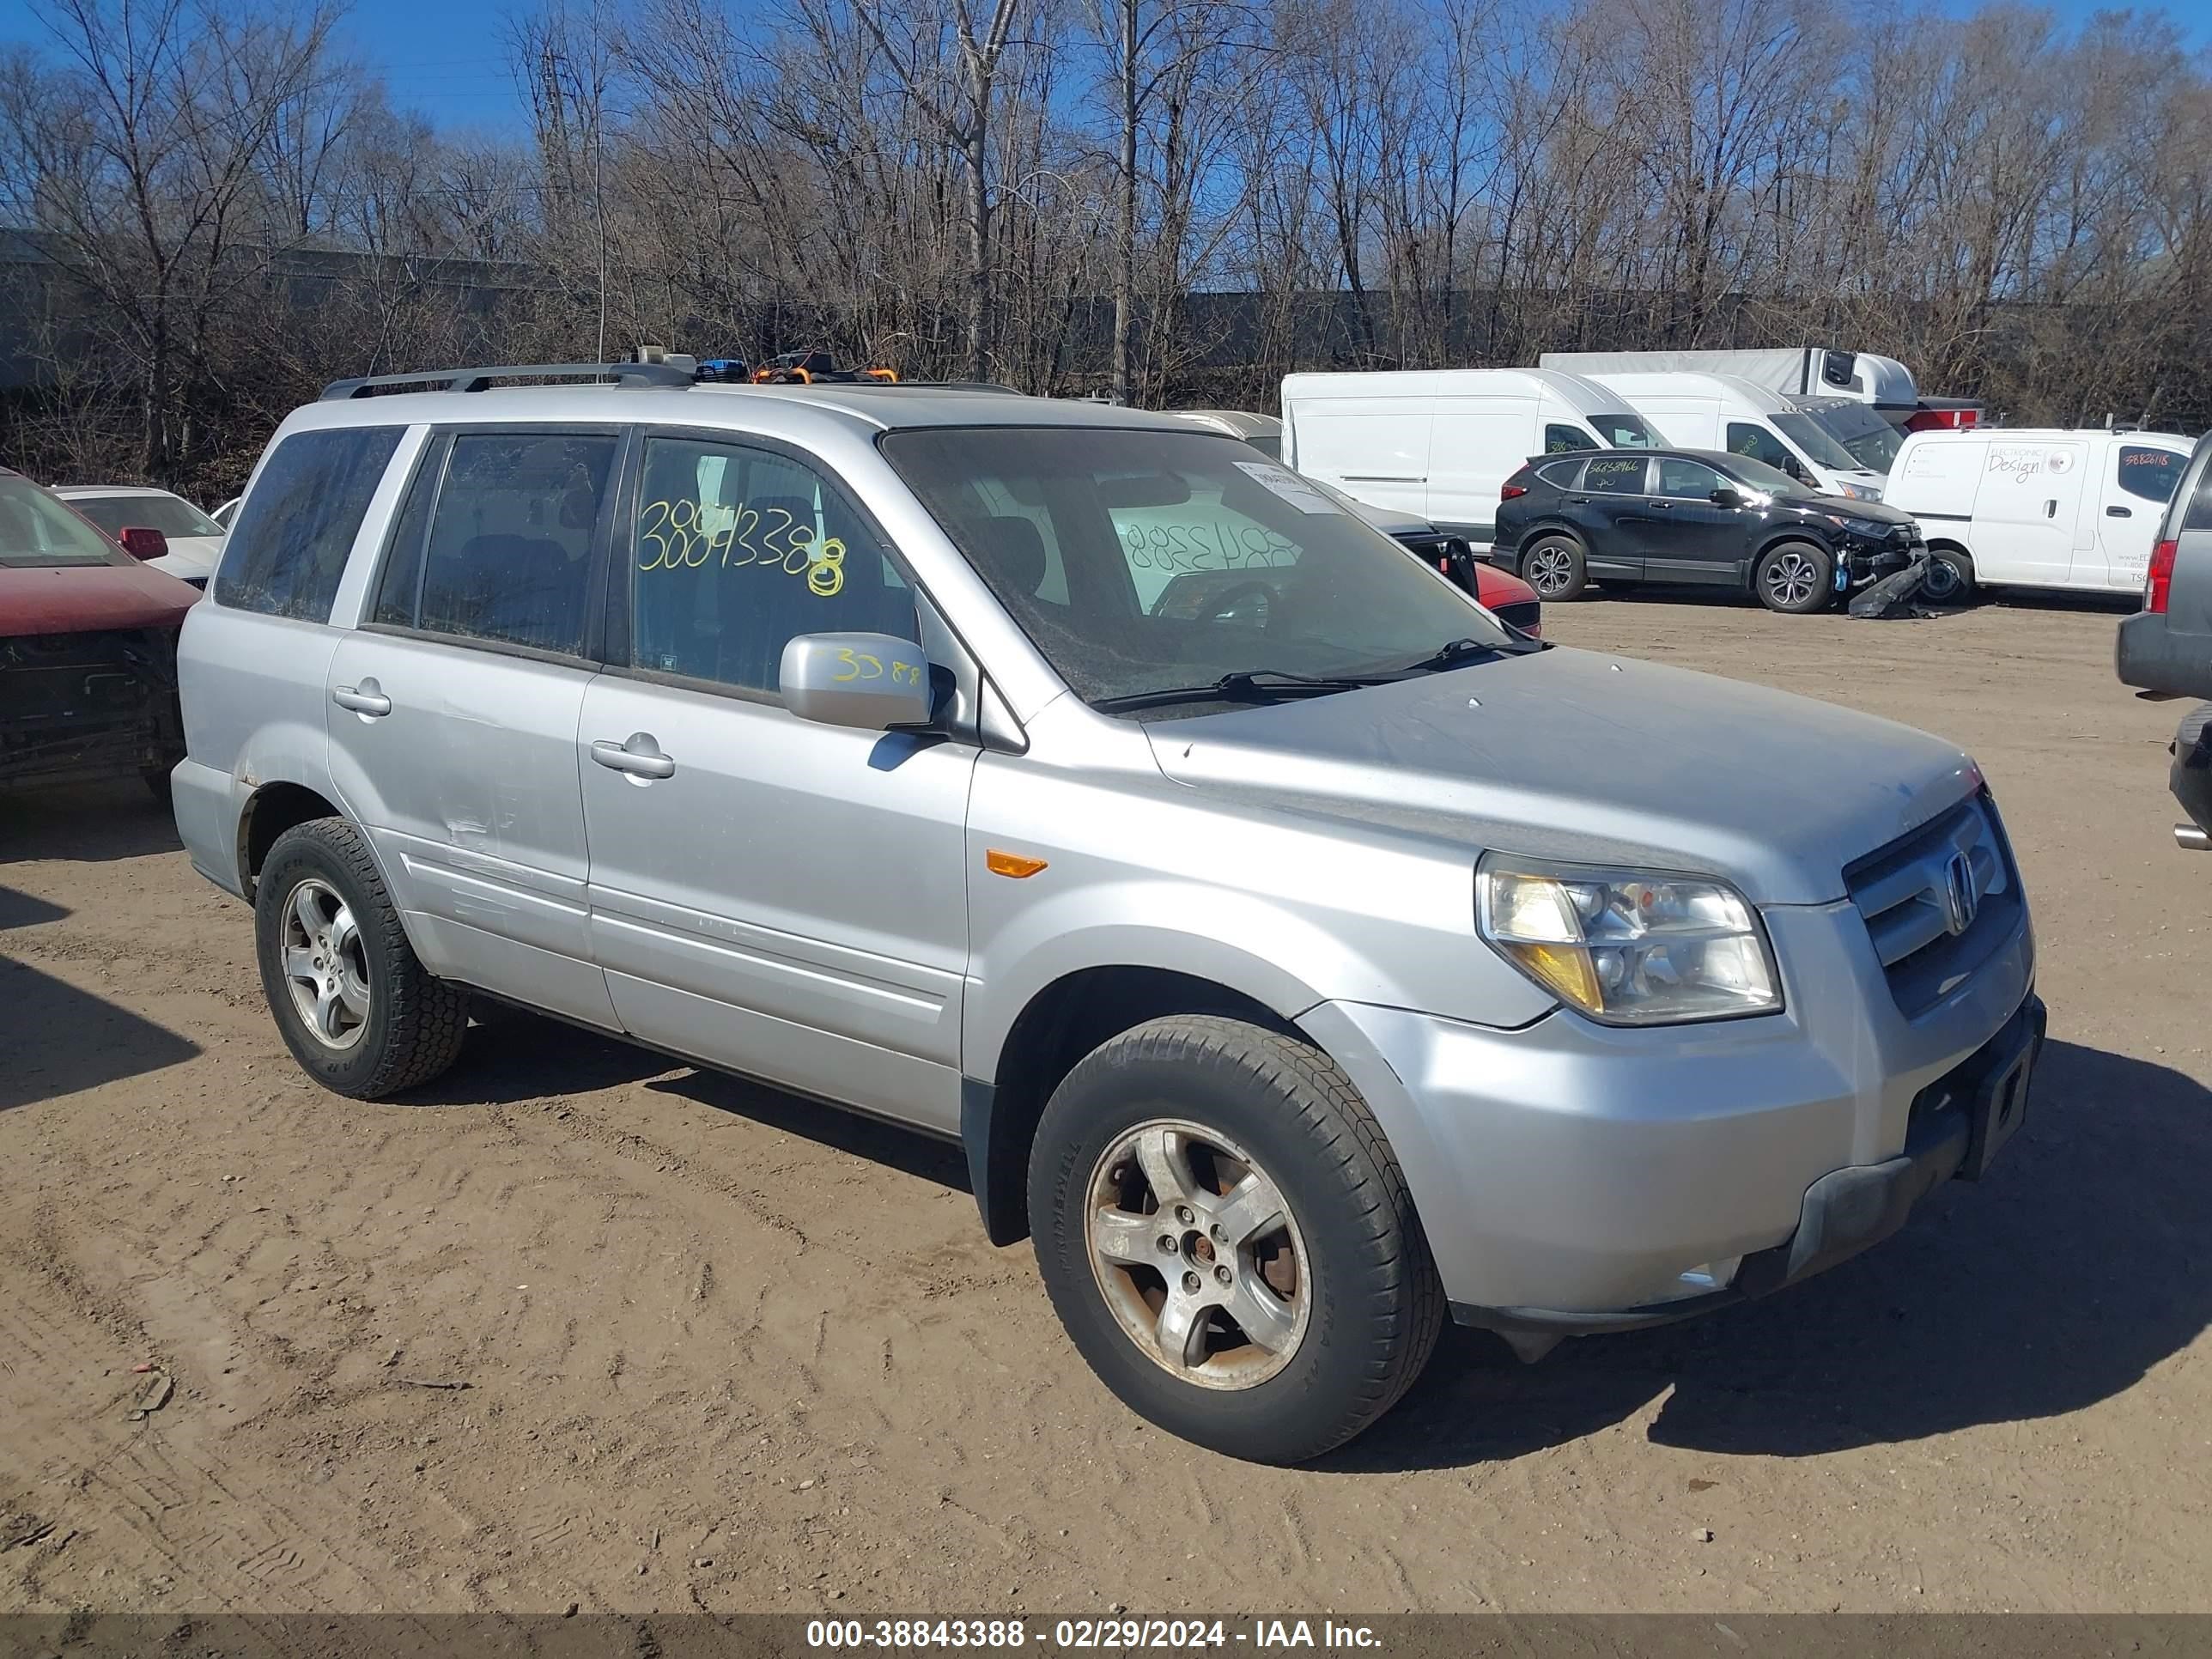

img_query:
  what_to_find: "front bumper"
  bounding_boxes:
[1456,992,2043,1335]
[1299,895,2037,1319]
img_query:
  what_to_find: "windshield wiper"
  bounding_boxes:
[1394,635,1537,674]
[1093,667,1395,714]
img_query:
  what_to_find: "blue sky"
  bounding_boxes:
[0,0,2203,135]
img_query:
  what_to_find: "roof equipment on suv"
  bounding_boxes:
[321,362,696,400]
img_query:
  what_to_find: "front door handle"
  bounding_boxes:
[1650,500,1674,510]
[591,734,676,780]
[332,681,391,717]
[2107,505,2132,518]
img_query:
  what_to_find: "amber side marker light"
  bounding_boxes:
[986,849,1048,878]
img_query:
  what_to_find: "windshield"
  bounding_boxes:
[1772,412,1864,474]
[1797,403,1901,473]
[0,478,128,567]
[1719,454,1819,497]
[67,493,224,540]
[880,427,1512,709]
[1591,412,1660,448]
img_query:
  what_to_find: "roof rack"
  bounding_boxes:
[319,362,695,401]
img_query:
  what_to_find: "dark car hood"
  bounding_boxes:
[1144,646,1980,904]
[0,560,200,637]
[1782,491,1917,526]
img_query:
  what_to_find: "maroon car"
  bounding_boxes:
[0,467,201,798]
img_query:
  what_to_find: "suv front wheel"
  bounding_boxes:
[1029,1015,1443,1464]
[254,818,470,1099]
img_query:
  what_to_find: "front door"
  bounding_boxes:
[1636,457,1747,584]
[2087,442,2189,592]
[577,431,976,1133]
[325,426,625,1030]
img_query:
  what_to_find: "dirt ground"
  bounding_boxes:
[3,591,2209,1619]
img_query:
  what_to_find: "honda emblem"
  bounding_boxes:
[1942,851,1978,936]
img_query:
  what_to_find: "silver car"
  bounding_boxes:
[171,362,2043,1464]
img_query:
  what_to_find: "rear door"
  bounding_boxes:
[2090,441,2189,592]
[325,424,625,1030]
[576,429,975,1133]
[1972,439,2087,586]
[1573,453,1652,580]
[1638,457,1747,584]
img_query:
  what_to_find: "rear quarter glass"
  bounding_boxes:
[216,426,404,621]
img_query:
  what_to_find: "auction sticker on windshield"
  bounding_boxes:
[1234,461,1341,515]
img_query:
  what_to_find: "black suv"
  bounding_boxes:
[2115,428,2212,850]
[1492,447,1923,613]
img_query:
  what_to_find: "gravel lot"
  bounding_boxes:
[3,592,2208,1617]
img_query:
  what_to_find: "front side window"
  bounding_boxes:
[1589,412,1659,448]
[880,427,1512,708]
[68,494,225,541]
[0,477,128,567]
[1544,423,1597,455]
[412,431,617,656]
[628,436,916,694]
[1656,459,1726,500]
[1583,455,1650,495]
[1719,454,1815,498]
[2118,445,2186,505]
[1726,422,1799,474]
[215,426,404,619]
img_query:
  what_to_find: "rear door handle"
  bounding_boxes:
[1569,496,1592,505]
[331,682,391,717]
[591,734,676,780]
[1650,500,1674,510]
[2107,505,2131,518]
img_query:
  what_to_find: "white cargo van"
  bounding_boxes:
[1883,428,2194,602]
[1279,368,1662,543]
[1566,372,1890,501]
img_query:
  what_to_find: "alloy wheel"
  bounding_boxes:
[279,877,371,1051]
[1084,1120,1311,1390]
[1526,544,1575,598]
[1765,550,1820,609]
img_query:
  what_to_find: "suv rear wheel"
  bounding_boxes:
[1520,535,1588,600]
[254,818,469,1099]
[1029,1015,1443,1464]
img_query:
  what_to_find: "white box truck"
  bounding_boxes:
[1279,368,1662,544]
[1562,371,1893,501]
[1540,348,1919,419]
[1881,427,2194,603]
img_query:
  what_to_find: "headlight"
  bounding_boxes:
[1475,857,1782,1024]
[1823,513,1890,538]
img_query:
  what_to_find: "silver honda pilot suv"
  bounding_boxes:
[172,363,2042,1464]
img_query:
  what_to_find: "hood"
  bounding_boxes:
[0,559,200,637]
[1789,490,1912,525]
[1144,647,1979,905]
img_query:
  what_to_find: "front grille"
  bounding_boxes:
[1844,792,2022,1018]
[1493,599,1541,634]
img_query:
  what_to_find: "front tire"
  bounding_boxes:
[1922,545,1976,607]
[1519,535,1589,601]
[1756,540,1835,614]
[254,818,469,1099]
[1029,1015,1443,1464]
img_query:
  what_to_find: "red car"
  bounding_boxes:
[0,467,201,798]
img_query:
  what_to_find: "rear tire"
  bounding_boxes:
[1755,540,1835,614]
[1029,1015,1443,1464]
[1520,535,1588,601]
[254,817,469,1100]
[1922,545,1976,607]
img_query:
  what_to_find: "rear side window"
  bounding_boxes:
[2117,446,2186,505]
[2185,453,2212,533]
[1544,424,1597,455]
[215,426,404,620]
[411,432,619,657]
[1534,459,1586,489]
[1583,455,1649,495]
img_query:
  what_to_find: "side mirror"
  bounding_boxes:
[780,632,934,731]
[1709,486,1744,508]
[118,526,169,561]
